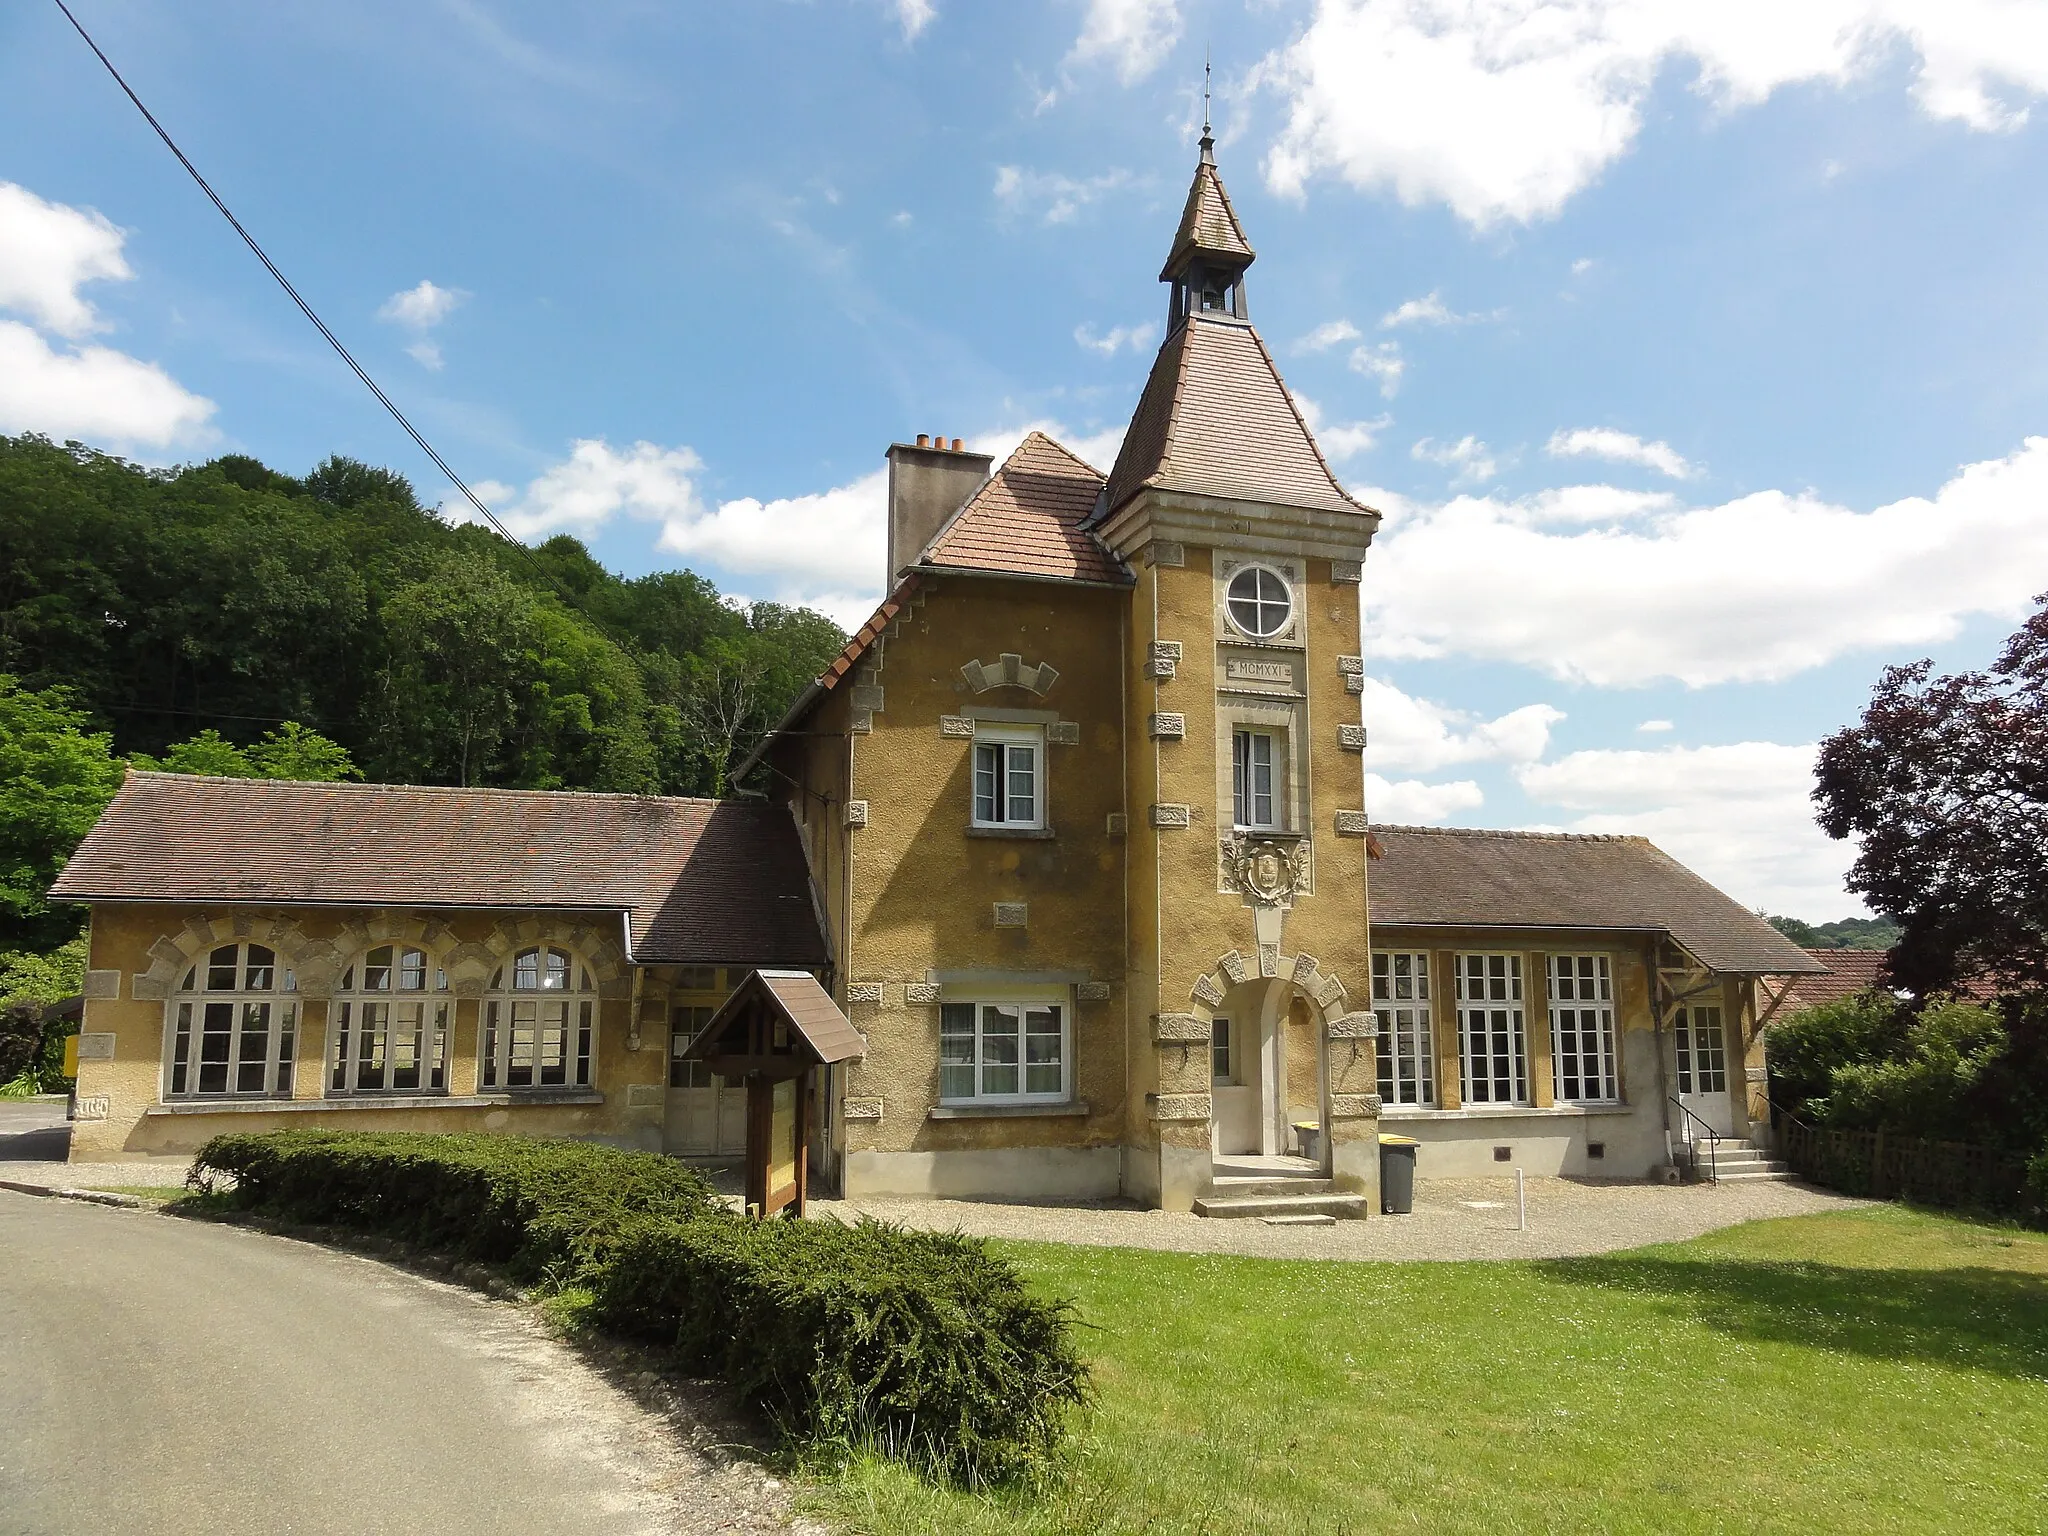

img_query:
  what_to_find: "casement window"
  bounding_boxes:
[1675,1004,1728,1095]
[972,726,1044,830]
[1225,564,1292,639]
[480,944,596,1090]
[669,1004,715,1089]
[330,945,450,1095]
[1371,951,1436,1106]
[1211,1017,1235,1084]
[1456,953,1527,1105]
[1232,729,1279,830]
[165,943,297,1098]
[1548,954,1619,1104]
[939,998,1067,1103]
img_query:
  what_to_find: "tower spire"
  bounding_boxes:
[1201,50,1213,162]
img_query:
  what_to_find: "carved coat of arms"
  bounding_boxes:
[1221,834,1310,907]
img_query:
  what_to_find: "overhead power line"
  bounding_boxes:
[51,0,651,672]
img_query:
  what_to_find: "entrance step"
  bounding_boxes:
[1261,1212,1338,1227]
[1713,1168,1798,1182]
[1193,1192,1370,1221]
[1211,1175,1338,1198]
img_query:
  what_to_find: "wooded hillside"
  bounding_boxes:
[0,434,845,798]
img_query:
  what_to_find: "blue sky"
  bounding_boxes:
[6,2,2048,920]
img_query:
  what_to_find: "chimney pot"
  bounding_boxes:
[951,437,964,451]
[916,433,930,448]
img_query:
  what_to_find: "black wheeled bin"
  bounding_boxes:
[1379,1134,1419,1214]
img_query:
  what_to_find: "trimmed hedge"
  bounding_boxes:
[595,1212,1088,1485]
[190,1130,1088,1484]
[191,1129,718,1282]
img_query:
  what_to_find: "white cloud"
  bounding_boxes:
[1349,340,1405,396]
[377,279,465,330]
[1516,741,1858,918]
[0,182,130,338]
[1291,393,1390,462]
[1518,484,1675,523]
[0,318,216,448]
[1295,318,1362,354]
[1412,434,1498,484]
[1362,434,2048,686]
[661,469,887,628]
[1570,256,1596,276]
[1546,425,1695,479]
[894,0,935,41]
[1379,290,1486,328]
[443,438,706,540]
[1074,321,1157,356]
[405,341,445,371]
[993,165,1133,224]
[1067,0,1182,84]
[1636,718,1674,733]
[1259,0,2048,227]
[1365,772,1486,824]
[1359,675,1563,772]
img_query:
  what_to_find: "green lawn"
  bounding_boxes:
[812,1209,2048,1535]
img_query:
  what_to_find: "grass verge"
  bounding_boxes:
[810,1207,2048,1536]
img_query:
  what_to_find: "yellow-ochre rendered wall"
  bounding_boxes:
[824,574,1132,1199]
[67,903,668,1161]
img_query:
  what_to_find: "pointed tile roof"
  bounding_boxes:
[1161,140,1255,280]
[1105,315,1373,518]
[919,431,1131,585]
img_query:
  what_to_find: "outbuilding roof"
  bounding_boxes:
[919,431,1130,586]
[1367,825,1828,976]
[1104,315,1377,520]
[50,771,829,969]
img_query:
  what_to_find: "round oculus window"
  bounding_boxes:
[1226,565,1292,639]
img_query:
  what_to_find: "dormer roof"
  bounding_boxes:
[919,431,1131,585]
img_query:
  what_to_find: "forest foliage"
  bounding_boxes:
[0,434,844,799]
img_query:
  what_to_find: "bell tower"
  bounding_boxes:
[1100,130,1385,1213]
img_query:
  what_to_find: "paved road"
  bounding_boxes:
[0,1098,71,1163]
[0,1192,802,1535]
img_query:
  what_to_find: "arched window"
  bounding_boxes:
[330,945,450,1095]
[480,945,596,1090]
[1225,564,1292,639]
[166,943,297,1098]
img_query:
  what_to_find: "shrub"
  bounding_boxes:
[594,1213,1088,1486]
[1810,997,2009,1137]
[1767,991,1912,1116]
[190,1129,717,1282]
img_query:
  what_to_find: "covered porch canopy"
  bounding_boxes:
[678,969,864,1217]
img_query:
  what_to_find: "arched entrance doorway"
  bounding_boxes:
[1207,977,1325,1164]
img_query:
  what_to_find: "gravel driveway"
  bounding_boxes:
[813,1176,1870,1262]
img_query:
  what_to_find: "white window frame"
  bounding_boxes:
[1548,954,1620,1104]
[971,725,1045,831]
[163,942,298,1099]
[1232,728,1279,831]
[938,991,1069,1105]
[1371,951,1436,1107]
[1457,952,1528,1105]
[329,944,451,1096]
[480,944,598,1091]
[1224,562,1293,640]
[1675,1003,1728,1096]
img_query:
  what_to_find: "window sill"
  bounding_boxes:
[1378,1103,1633,1122]
[146,1090,606,1116]
[965,825,1055,840]
[929,1099,1090,1120]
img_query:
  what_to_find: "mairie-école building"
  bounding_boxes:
[51,134,1824,1214]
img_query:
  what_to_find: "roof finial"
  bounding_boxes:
[1202,50,1212,139]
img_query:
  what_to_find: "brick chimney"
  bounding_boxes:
[885,436,993,585]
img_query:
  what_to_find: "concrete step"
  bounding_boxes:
[1262,1212,1338,1227]
[1713,1168,1798,1182]
[1193,1192,1370,1221]
[1211,1175,1338,1198]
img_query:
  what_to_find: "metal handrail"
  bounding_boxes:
[1668,1097,1723,1183]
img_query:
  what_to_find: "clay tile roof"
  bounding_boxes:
[1160,152,1255,280]
[919,431,1130,586]
[1775,950,1893,1010]
[1366,825,1828,976]
[817,574,919,692]
[1104,315,1377,520]
[50,771,828,969]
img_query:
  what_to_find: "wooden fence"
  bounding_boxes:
[1778,1119,2040,1222]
